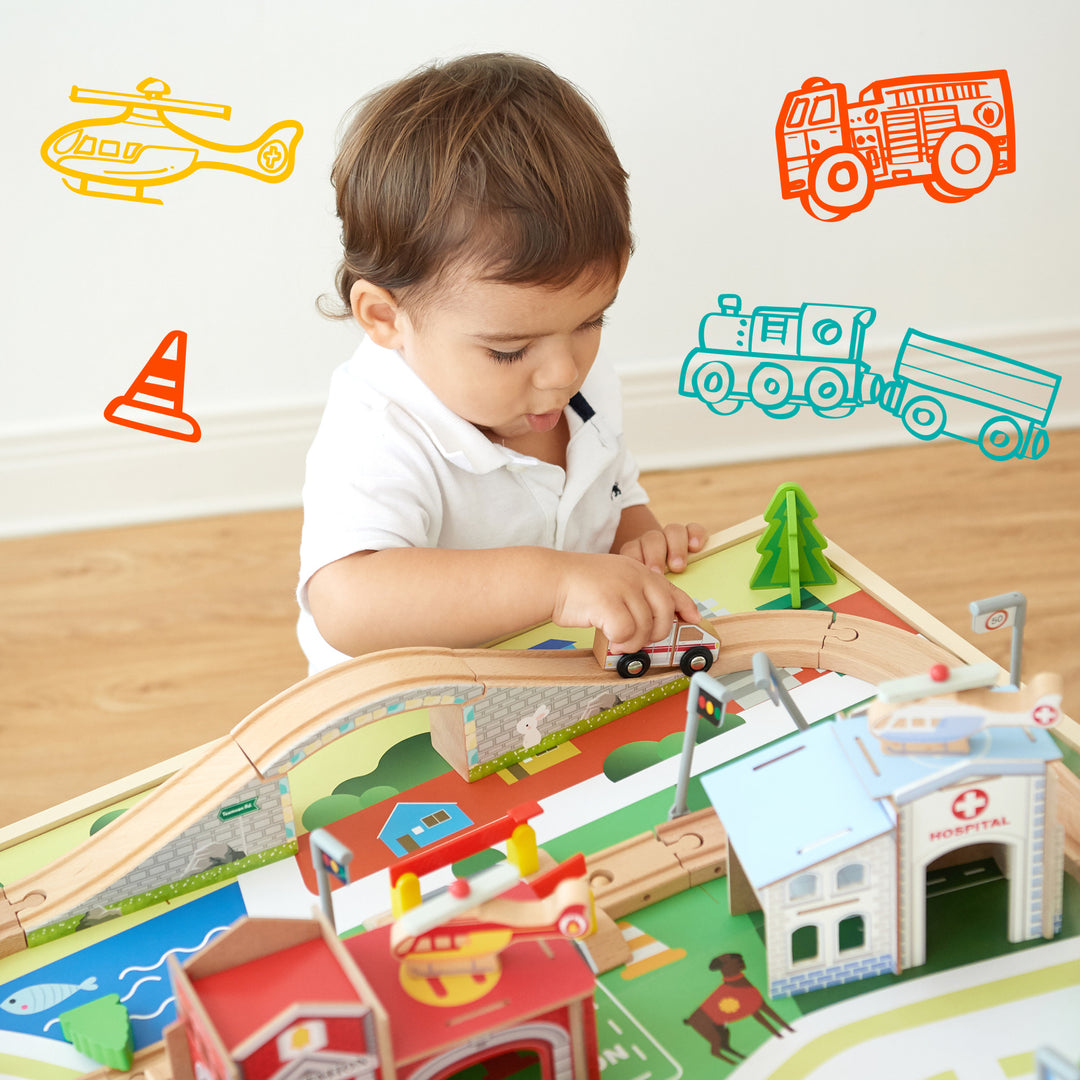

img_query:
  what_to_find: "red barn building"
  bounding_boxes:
[165,917,389,1080]
[165,913,599,1080]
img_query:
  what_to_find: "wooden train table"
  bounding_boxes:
[0,516,1077,1080]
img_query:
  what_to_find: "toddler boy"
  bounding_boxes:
[299,53,706,675]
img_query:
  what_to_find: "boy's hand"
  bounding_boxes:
[619,522,708,573]
[551,552,702,654]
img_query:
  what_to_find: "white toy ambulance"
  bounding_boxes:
[592,618,721,679]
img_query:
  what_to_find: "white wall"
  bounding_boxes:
[2,0,1077,535]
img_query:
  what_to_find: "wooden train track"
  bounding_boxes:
[2,524,1077,959]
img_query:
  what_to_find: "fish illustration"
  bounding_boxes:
[2,977,98,1015]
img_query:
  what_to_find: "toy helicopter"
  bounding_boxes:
[40,77,302,204]
[867,661,1063,754]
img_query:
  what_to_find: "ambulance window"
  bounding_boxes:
[787,97,809,128]
[809,94,835,125]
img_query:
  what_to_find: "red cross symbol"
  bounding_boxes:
[952,788,989,820]
[1032,704,1059,727]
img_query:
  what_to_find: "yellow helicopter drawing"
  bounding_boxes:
[40,77,303,204]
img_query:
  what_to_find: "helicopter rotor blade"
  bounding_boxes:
[69,84,230,120]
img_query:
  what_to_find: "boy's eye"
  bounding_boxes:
[485,315,604,364]
[488,345,528,364]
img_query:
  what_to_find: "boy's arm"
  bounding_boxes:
[611,504,708,573]
[306,545,702,659]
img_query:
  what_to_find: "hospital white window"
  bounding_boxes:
[836,863,865,890]
[838,914,866,952]
[788,873,819,902]
[791,924,819,963]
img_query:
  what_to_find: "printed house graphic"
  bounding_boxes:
[378,802,473,857]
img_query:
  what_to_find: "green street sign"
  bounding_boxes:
[218,797,259,822]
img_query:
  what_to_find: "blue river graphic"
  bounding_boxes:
[0,883,246,1048]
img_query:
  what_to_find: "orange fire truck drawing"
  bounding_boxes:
[776,69,1014,221]
[593,618,721,679]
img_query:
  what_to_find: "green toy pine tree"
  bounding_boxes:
[60,994,133,1071]
[750,483,835,608]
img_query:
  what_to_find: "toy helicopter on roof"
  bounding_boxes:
[40,77,303,204]
[867,661,1063,754]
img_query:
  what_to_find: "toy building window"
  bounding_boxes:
[421,809,450,828]
[836,863,865,890]
[788,873,819,901]
[838,914,866,952]
[791,924,819,963]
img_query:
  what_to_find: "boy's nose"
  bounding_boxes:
[533,346,578,391]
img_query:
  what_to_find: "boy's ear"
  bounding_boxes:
[350,280,406,348]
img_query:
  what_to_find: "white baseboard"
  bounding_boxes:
[2,326,1076,537]
[0,405,323,538]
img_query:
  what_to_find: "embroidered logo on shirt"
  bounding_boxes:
[611,482,622,500]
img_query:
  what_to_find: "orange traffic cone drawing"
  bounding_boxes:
[104,330,201,442]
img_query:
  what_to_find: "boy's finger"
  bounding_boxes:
[672,584,702,626]
[618,538,646,565]
[637,530,670,572]
[663,523,690,571]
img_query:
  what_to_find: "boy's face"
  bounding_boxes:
[391,266,621,443]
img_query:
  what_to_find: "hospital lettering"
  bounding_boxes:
[929,816,1010,842]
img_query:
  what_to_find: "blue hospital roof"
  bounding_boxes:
[701,722,894,890]
[702,714,1063,890]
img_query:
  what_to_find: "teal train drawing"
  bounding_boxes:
[880,330,1060,461]
[679,294,1061,461]
[679,294,880,419]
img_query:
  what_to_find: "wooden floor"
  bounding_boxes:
[2,431,1077,829]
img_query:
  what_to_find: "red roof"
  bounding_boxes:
[192,936,363,1050]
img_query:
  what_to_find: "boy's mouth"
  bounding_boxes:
[525,409,564,432]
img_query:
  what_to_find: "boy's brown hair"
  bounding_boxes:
[329,52,632,317]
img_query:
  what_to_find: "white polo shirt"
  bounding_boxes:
[297,336,649,674]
